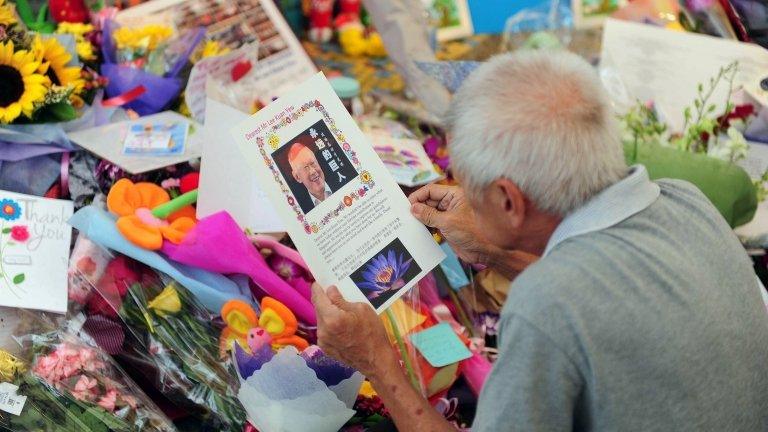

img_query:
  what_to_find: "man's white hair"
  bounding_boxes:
[445,50,627,216]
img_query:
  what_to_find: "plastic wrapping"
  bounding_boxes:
[101,20,205,116]
[71,240,247,431]
[0,313,175,432]
[501,0,573,52]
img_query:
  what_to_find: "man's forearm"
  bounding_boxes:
[367,348,455,432]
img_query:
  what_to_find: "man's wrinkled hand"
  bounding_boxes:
[408,184,493,265]
[311,283,395,378]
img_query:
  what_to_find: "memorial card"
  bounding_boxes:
[0,191,73,313]
[232,73,445,312]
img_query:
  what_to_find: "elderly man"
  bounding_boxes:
[312,51,768,431]
[288,142,331,210]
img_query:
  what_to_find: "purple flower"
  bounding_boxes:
[300,346,356,386]
[234,343,274,379]
[685,0,714,11]
[357,250,412,299]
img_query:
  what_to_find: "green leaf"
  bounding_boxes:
[46,102,78,121]
[2,228,10,234]
[6,241,15,246]
[13,274,25,284]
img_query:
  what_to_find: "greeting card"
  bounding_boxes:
[0,191,73,313]
[231,73,445,312]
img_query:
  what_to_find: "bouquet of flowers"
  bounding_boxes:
[74,252,247,431]
[101,20,204,115]
[0,2,87,124]
[1,323,175,431]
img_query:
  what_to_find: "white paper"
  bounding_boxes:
[197,98,285,232]
[0,382,27,416]
[237,348,357,432]
[232,73,445,312]
[600,19,768,132]
[67,111,201,174]
[0,191,72,314]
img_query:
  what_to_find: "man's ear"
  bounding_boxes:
[292,169,300,183]
[490,178,526,229]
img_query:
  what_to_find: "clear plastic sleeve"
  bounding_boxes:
[71,242,247,431]
[1,312,175,432]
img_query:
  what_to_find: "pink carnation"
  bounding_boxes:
[72,375,99,401]
[97,389,118,412]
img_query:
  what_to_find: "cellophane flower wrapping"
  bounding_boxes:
[71,238,247,431]
[235,346,364,432]
[1,313,175,432]
[101,20,205,116]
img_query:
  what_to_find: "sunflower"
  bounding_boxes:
[0,41,47,124]
[31,36,83,93]
[0,0,17,27]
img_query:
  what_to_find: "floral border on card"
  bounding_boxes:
[256,100,376,235]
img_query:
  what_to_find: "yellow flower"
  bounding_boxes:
[359,380,378,398]
[0,0,17,26]
[32,36,83,93]
[56,22,94,37]
[113,24,173,51]
[56,23,97,62]
[75,41,96,61]
[0,41,47,124]
[0,350,25,381]
[148,284,182,316]
[193,40,230,63]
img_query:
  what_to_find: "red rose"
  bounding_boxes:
[10,226,29,242]
[77,257,98,276]
[86,256,142,318]
[179,172,200,194]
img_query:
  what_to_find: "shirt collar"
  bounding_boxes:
[543,165,660,257]
[311,183,333,206]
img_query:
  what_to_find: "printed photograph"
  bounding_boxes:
[350,238,422,309]
[421,0,473,41]
[273,119,358,215]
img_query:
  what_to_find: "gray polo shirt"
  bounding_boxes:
[473,166,768,431]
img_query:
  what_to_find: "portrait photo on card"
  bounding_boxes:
[350,238,422,309]
[273,119,358,214]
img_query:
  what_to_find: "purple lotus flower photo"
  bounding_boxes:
[351,238,422,308]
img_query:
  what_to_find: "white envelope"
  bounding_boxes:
[196,98,284,232]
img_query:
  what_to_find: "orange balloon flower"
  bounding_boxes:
[107,178,196,250]
[219,297,309,356]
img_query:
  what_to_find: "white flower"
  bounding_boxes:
[708,127,749,162]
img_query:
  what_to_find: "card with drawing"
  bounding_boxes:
[231,73,445,313]
[0,191,73,314]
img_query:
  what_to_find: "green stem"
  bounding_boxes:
[447,287,474,338]
[384,308,420,391]
[0,221,19,298]
[151,190,198,219]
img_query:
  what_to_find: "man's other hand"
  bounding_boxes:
[311,284,396,379]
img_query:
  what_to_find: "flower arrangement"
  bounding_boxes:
[0,9,88,124]
[74,252,248,431]
[620,61,766,201]
[1,328,176,431]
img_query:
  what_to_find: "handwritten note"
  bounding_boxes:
[0,191,73,313]
[410,322,472,367]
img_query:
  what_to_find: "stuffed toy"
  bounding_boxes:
[305,0,335,43]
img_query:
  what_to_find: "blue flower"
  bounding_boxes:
[357,249,413,300]
[0,199,21,221]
